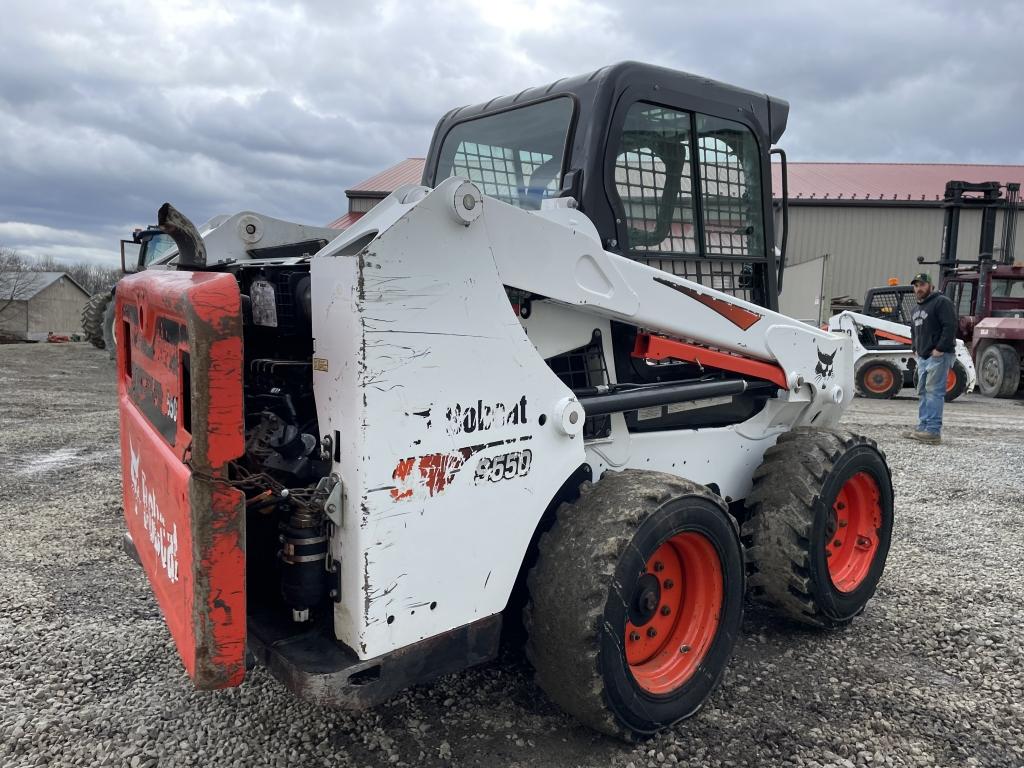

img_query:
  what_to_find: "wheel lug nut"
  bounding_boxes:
[660,605,671,616]
[647,627,658,638]
[833,538,842,547]
[629,631,640,641]
[653,561,664,572]
[663,579,674,589]
[679,644,690,654]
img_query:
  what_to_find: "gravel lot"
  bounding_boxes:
[1,342,1022,768]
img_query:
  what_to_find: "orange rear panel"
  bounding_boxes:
[116,270,246,688]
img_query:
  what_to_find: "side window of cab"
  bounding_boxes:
[951,281,976,316]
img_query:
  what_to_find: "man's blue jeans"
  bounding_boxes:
[917,352,954,435]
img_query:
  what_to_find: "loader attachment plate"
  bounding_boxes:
[116,270,246,688]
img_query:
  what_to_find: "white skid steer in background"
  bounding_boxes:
[114,62,895,739]
[829,309,975,400]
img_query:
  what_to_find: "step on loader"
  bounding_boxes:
[115,62,895,739]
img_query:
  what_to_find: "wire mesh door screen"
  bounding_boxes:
[451,144,558,207]
[866,291,916,324]
[613,104,766,301]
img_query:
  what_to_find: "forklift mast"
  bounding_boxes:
[938,180,1020,278]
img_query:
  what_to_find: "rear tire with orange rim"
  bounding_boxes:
[524,470,744,739]
[945,360,968,401]
[912,359,969,401]
[742,428,894,628]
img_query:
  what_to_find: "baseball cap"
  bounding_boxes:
[910,272,932,285]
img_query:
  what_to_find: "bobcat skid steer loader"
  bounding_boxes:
[116,62,894,739]
[828,309,976,400]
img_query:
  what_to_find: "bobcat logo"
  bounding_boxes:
[815,346,837,383]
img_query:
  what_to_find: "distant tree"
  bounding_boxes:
[26,253,121,295]
[0,248,37,319]
[0,247,122,297]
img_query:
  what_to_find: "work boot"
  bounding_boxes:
[902,430,941,445]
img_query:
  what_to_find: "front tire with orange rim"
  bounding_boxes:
[855,359,903,399]
[524,470,744,739]
[743,428,894,628]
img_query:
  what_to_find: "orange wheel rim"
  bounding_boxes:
[863,366,895,394]
[826,472,882,592]
[624,532,723,694]
[946,369,956,392]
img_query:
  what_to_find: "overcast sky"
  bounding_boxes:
[2,0,1022,266]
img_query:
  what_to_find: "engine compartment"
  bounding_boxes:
[229,264,337,628]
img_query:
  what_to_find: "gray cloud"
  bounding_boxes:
[2,0,1022,266]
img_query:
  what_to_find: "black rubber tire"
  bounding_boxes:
[524,470,744,739]
[977,344,1021,398]
[854,360,903,399]
[915,360,969,402]
[81,291,112,349]
[742,428,894,628]
[102,295,117,360]
[945,360,969,401]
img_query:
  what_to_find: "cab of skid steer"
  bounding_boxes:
[422,61,789,426]
[422,61,789,309]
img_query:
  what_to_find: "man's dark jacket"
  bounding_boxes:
[910,291,957,357]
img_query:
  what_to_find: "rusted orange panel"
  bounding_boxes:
[116,270,246,689]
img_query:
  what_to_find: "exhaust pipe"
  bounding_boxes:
[158,202,207,269]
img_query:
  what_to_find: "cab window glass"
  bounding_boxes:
[696,114,765,259]
[143,234,177,266]
[613,104,697,254]
[956,283,975,315]
[435,98,573,210]
[992,278,1024,298]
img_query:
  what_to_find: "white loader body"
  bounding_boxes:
[311,177,856,659]
[829,310,977,395]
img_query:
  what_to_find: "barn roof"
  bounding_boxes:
[772,163,1024,203]
[345,158,427,199]
[19,272,90,300]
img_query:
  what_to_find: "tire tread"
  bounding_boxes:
[741,428,890,628]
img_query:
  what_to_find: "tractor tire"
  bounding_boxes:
[914,360,969,402]
[81,291,112,350]
[102,295,117,359]
[855,360,903,399]
[524,470,744,739]
[742,428,894,629]
[977,344,1021,398]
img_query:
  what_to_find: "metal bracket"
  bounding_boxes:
[323,473,343,526]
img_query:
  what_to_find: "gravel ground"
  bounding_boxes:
[1,342,1022,768]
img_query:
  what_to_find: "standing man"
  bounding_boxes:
[903,273,957,444]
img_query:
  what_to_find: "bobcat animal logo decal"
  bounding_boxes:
[815,346,837,383]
